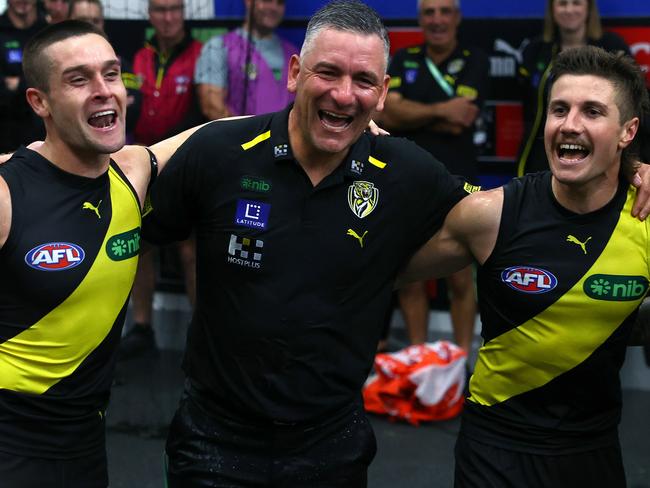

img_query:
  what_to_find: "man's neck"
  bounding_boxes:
[242,22,275,41]
[551,173,620,214]
[426,40,456,65]
[8,8,36,29]
[37,139,111,179]
[156,32,184,56]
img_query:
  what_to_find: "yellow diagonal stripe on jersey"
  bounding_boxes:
[241,130,271,150]
[0,166,140,394]
[469,187,650,406]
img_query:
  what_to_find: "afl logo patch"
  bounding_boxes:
[501,266,557,294]
[25,242,85,271]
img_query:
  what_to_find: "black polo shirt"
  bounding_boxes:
[143,105,469,424]
[388,44,489,183]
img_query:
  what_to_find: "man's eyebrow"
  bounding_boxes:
[61,58,121,76]
[549,98,609,109]
[312,61,338,71]
[583,100,609,111]
[312,61,380,84]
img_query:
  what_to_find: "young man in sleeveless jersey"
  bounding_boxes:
[0,20,198,488]
[400,46,650,488]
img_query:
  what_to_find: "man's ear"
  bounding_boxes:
[619,117,640,150]
[374,74,390,113]
[287,54,300,94]
[25,87,51,118]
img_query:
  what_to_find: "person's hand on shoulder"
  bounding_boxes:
[631,162,650,220]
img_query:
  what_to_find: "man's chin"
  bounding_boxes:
[93,138,126,156]
[314,128,364,154]
[314,139,353,156]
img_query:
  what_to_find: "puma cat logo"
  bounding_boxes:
[347,229,368,248]
[566,234,591,254]
[82,200,102,219]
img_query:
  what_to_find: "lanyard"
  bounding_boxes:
[425,57,454,98]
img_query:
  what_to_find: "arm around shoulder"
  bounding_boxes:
[112,120,215,188]
[397,187,503,286]
[0,175,11,249]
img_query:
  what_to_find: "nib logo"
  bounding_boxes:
[584,274,648,301]
[588,278,611,296]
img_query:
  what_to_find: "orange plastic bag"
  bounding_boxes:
[363,341,467,425]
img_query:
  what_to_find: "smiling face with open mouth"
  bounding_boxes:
[544,73,637,199]
[287,28,389,166]
[41,33,126,161]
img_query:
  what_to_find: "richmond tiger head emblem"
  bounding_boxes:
[348,181,379,219]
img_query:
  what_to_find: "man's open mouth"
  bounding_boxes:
[557,143,590,161]
[319,110,353,130]
[88,110,117,129]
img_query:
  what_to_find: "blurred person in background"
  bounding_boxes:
[43,0,68,23]
[194,0,298,120]
[0,0,46,152]
[516,0,629,176]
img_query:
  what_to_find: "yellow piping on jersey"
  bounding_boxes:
[241,131,271,150]
[368,156,386,169]
[0,166,141,394]
[469,188,650,406]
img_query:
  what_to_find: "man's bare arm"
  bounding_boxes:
[196,83,232,121]
[0,175,12,250]
[112,121,216,206]
[396,188,503,288]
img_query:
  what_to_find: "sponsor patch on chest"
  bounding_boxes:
[501,266,557,294]
[25,242,85,271]
[235,199,271,229]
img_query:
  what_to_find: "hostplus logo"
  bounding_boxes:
[227,234,264,269]
[584,274,649,301]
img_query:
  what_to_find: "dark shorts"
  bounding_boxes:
[0,448,108,488]
[165,392,377,488]
[454,432,626,488]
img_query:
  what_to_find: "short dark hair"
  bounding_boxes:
[23,20,108,93]
[550,46,649,172]
[301,0,390,70]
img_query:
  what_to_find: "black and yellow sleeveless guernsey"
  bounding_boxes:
[0,147,141,459]
[463,171,650,455]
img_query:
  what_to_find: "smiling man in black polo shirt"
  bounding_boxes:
[142,1,473,486]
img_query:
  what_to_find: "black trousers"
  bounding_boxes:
[454,432,626,488]
[0,448,108,488]
[166,389,377,488]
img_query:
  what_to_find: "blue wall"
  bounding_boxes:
[215,0,650,19]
